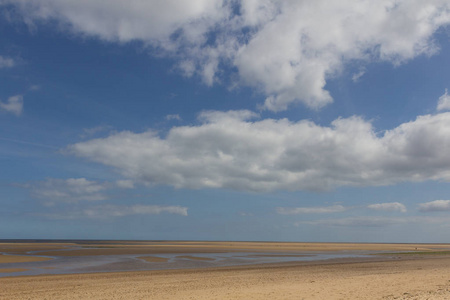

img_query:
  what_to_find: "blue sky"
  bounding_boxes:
[1,1,450,242]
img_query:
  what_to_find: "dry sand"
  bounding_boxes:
[1,241,450,299]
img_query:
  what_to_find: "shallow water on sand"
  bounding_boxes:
[0,250,375,277]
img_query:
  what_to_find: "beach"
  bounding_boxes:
[1,241,450,299]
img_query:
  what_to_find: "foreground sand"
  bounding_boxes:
[1,255,450,299]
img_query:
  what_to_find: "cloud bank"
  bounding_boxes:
[4,0,450,111]
[43,204,188,219]
[68,110,450,192]
[367,202,407,213]
[419,200,450,212]
[30,178,109,205]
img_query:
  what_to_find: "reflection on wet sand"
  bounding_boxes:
[1,240,450,278]
[176,255,215,261]
[138,256,169,263]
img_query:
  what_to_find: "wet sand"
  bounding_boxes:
[0,268,28,273]
[1,241,450,299]
[138,256,170,263]
[0,254,53,264]
[1,241,449,258]
[1,255,450,299]
[9,240,448,257]
[0,242,74,254]
[176,255,215,261]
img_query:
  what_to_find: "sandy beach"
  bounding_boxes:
[1,241,450,299]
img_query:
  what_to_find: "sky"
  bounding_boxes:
[1,1,450,243]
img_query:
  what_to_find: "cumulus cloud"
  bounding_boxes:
[30,178,109,205]
[43,204,188,219]
[419,200,450,212]
[4,1,450,110]
[0,95,23,116]
[437,89,450,111]
[277,205,346,215]
[0,55,15,68]
[68,110,450,192]
[367,202,407,213]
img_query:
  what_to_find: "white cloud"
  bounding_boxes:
[84,204,188,218]
[367,202,407,213]
[419,200,450,212]
[30,178,109,205]
[4,1,450,111]
[68,110,450,192]
[0,55,15,68]
[238,0,450,111]
[277,205,345,215]
[43,204,188,219]
[0,95,23,116]
[4,0,226,42]
[437,89,450,111]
